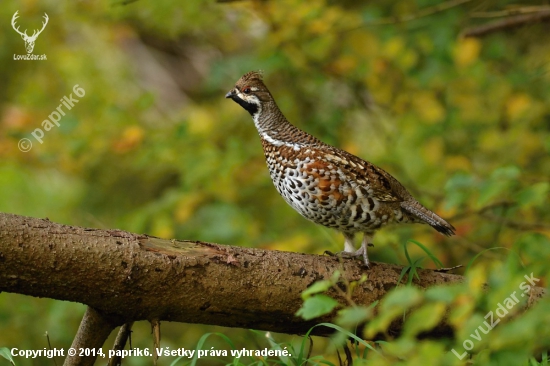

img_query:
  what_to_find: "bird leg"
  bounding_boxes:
[343,233,355,253]
[323,233,354,257]
[326,233,372,268]
[359,234,373,268]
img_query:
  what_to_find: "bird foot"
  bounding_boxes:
[326,247,370,268]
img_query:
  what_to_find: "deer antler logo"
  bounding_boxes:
[11,11,49,54]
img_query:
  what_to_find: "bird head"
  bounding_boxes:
[225,71,271,116]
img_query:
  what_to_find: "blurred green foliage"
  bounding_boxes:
[0,0,549,364]
[295,245,550,364]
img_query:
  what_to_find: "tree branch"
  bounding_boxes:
[64,307,120,366]
[0,213,545,346]
[462,9,550,37]
[471,6,550,18]
[108,322,134,366]
[363,0,472,26]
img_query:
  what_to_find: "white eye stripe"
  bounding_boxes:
[237,92,261,105]
[249,95,261,104]
[250,87,259,91]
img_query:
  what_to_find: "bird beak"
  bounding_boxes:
[225,90,235,99]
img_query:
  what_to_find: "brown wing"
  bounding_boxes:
[319,146,410,203]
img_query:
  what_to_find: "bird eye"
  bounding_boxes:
[243,87,251,94]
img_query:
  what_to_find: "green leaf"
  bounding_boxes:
[330,270,341,282]
[0,348,15,366]
[188,332,236,366]
[425,285,460,303]
[491,166,521,180]
[365,287,423,338]
[406,240,444,268]
[260,331,292,365]
[301,280,333,300]
[335,306,372,328]
[381,286,423,311]
[464,247,518,274]
[403,302,446,337]
[477,166,520,207]
[444,173,476,209]
[516,182,549,208]
[296,295,339,320]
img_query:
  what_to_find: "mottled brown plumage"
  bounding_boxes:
[226,71,455,267]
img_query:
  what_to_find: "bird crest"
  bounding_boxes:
[240,70,263,83]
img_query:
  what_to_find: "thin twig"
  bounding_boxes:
[340,0,472,33]
[335,347,343,366]
[111,0,139,6]
[343,344,353,366]
[480,212,550,231]
[471,6,550,18]
[308,336,314,361]
[108,322,134,366]
[434,265,463,273]
[151,319,161,366]
[449,199,549,234]
[45,332,58,366]
[462,9,550,37]
[447,200,515,222]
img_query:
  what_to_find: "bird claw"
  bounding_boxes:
[333,250,358,259]
[324,250,356,259]
[330,248,370,268]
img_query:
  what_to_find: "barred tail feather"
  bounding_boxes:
[401,200,455,236]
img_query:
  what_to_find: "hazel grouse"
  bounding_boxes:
[225,71,455,267]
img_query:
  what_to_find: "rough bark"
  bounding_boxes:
[0,212,545,341]
[65,307,121,366]
[108,322,134,366]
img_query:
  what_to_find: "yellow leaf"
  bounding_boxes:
[2,105,32,130]
[151,214,174,239]
[445,155,471,172]
[506,93,531,121]
[330,55,358,75]
[449,294,475,327]
[454,38,481,67]
[112,125,145,153]
[187,107,214,135]
[514,130,543,165]
[398,49,418,70]
[467,266,486,297]
[414,92,445,124]
[384,37,405,59]
[269,233,313,253]
[422,137,443,165]
[347,30,378,59]
[342,141,360,156]
[175,195,204,223]
[308,18,329,35]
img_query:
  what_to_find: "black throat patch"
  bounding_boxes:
[230,95,258,116]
